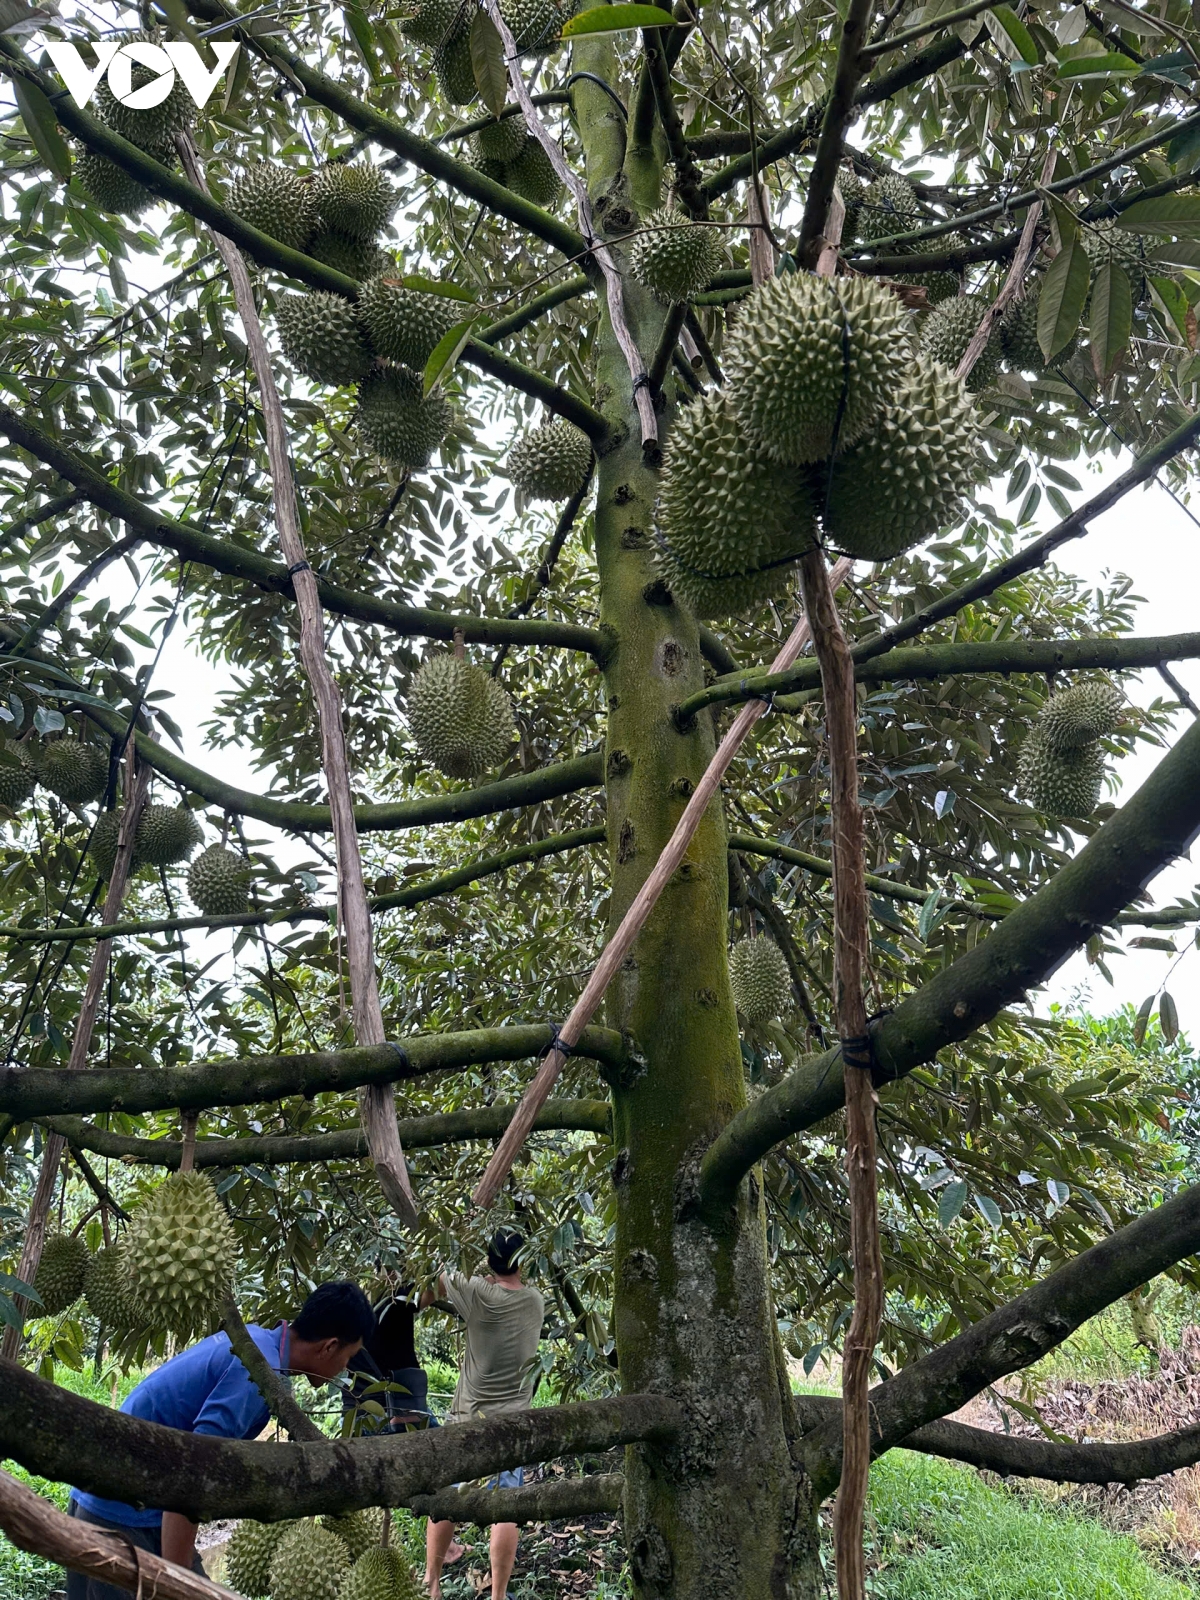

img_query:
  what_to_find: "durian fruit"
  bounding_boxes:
[507,421,592,500]
[125,1171,236,1339]
[1000,288,1047,371]
[338,1546,423,1600]
[310,162,395,242]
[401,0,462,45]
[0,740,37,809]
[854,174,958,303]
[228,163,313,251]
[1038,681,1124,752]
[823,359,978,562]
[39,738,109,804]
[407,655,515,779]
[505,137,560,206]
[630,206,724,304]
[188,846,253,916]
[33,1234,90,1315]
[654,390,817,619]
[724,274,913,464]
[269,1522,351,1600]
[90,808,130,878]
[76,150,156,217]
[83,1241,142,1332]
[433,26,479,106]
[321,1509,386,1561]
[227,1520,298,1598]
[837,164,866,239]
[356,275,463,370]
[917,293,1002,391]
[356,367,452,470]
[469,152,509,185]
[729,936,792,1023]
[277,292,372,386]
[502,0,562,51]
[1018,726,1105,818]
[470,113,528,166]
[1082,219,1149,301]
[92,35,195,155]
[308,229,395,283]
[135,803,203,868]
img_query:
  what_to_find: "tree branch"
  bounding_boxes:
[862,0,996,56]
[409,1472,623,1525]
[42,1099,613,1167]
[0,1368,681,1523]
[0,1025,629,1120]
[219,1293,323,1442]
[797,0,876,270]
[698,711,1200,1214]
[459,339,609,443]
[643,36,708,219]
[477,275,593,346]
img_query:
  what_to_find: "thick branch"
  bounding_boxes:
[862,0,995,56]
[0,407,605,657]
[42,1100,613,1167]
[460,340,609,443]
[797,0,876,269]
[698,711,1200,1213]
[0,1367,680,1522]
[409,1473,623,1525]
[644,38,707,218]
[219,1293,323,1442]
[478,275,592,346]
[0,1025,629,1119]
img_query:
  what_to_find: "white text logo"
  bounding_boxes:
[45,40,239,110]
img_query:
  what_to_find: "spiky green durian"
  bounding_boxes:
[33,1234,90,1315]
[917,293,1002,391]
[136,803,203,867]
[724,274,912,464]
[357,275,463,370]
[470,113,528,165]
[630,206,724,304]
[507,421,592,500]
[854,174,957,302]
[83,1242,141,1332]
[505,137,560,205]
[1000,289,1045,371]
[76,150,157,217]
[89,809,140,878]
[310,162,395,241]
[407,655,515,779]
[469,152,509,185]
[321,1509,386,1561]
[276,292,372,386]
[729,936,792,1023]
[338,1546,423,1600]
[1082,219,1149,301]
[400,0,461,45]
[92,35,195,153]
[654,390,817,619]
[307,229,395,282]
[126,1171,236,1339]
[837,165,866,240]
[823,359,979,561]
[1018,726,1106,818]
[227,1521,298,1598]
[501,0,562,50]
[187,846,253,916]
[228,163,313,250]
[432,26,478,105]
[356,367,452,469]
[39,739,109,804]
[0,741,37,809]
[1037,681,1124,752]
[270,1523,351,1600]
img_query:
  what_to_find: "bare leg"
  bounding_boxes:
[424,1519,456,1598]
[489,1522,518,1600]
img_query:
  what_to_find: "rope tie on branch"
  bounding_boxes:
[287,561,312,577]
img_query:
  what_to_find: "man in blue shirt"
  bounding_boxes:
[67,1281,375,1600]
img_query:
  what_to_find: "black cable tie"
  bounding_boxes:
[287,561,312,577]
[546,1023,574,1059]
[632,373,652,393]
[387,1042,410,1072]
[841,1034,873,1071]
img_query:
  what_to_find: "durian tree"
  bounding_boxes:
[6,0,1200,1597]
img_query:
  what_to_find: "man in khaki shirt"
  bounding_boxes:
[423,1228,544,1600]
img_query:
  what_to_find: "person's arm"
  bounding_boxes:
[160,1511,199,1570]
[419,1271,452,1309]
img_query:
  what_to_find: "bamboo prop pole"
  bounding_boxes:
[0,756,150,1361]
[473,553,853,1208]
[176,136,417,1227]
[956,146,1056,381]
[0,1467,240,1600]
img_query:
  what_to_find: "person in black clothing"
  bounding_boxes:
[344,1285,435,1431]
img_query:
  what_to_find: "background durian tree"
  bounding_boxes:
[5,0,1200,1595]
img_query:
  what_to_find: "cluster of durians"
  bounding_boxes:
[74,31,199,217]
[655,272,981,617]
[406,652,516,779]
[228,1514,421,1600]
[1018,680,1124,819]
[32,1171,237,1341]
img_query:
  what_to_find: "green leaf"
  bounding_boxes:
[990,5,1039,64]
[974,1193,1003,1228]
[0,1269,41,1303]
[1116,194,1200,237]
[1056,51,1140,76]
[470,10,508,120]
[1089,260,1132,381]
[1149,239,1200,268]
[561,4,676,37]
[938,1180,968,1227]
[1037,236,1089,359]
[1168,121,1200,172]
[12,75,71,185]
[423,316,477,395]
[344,6,380,79]
[1151,274,1191,342]
[1159,990,1180,1043]
[400,274,477,303]
[0,1292,23,1330]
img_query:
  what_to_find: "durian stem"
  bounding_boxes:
[218,1292,324,1442]
[177,135,420,1226]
